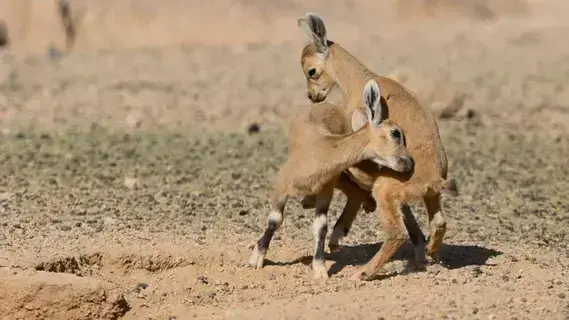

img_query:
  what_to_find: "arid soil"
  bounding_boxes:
[1,1,569,319]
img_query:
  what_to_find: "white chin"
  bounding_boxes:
[372,157,398,171]
[370,158,386,170]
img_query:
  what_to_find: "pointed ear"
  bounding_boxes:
[297,17,314,43]
[307,13,328,54]
[298,13,329,54]
[363,80,382,126]
[351,109,368,132]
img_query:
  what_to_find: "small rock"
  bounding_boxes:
[124,177,138,190]
[558,292,566,299]
[200,226,207,232]
[247,123,260,134]
[472,266,482,277]
[238,210,249,216]
[168,317,178,320]
[472,307,479,314]
[126,112,143,129]
[135,283,148,292]
[102,217,116,226]
[501,275,510,282]
[197,276,208,284]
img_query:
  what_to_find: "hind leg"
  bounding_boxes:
[350,188,408,281]
[424,194,446,262]
[401,204,427,269]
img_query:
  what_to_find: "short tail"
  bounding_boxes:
[440,178,459,197]
[423,178,459,198]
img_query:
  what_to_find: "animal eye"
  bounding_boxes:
[307,68,316,77]
[391,129,401,141]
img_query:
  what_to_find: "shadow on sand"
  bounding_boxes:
[264,242,502,277]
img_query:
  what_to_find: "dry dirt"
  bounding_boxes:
[1,0,569,319]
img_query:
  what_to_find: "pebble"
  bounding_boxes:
[198,275,208,284]
[472,266,482,277]
[247,123,260,134]
[124,177,139,189]
[136,283,149,291]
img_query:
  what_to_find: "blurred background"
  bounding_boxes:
[0,0,567,134]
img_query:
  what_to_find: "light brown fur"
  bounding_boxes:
[248,81,413,279]
[297,13,458,281]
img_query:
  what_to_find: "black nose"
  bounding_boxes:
[402,156,414,171]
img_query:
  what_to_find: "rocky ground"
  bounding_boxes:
[0,0,569,319]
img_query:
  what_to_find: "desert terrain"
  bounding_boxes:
[0,0,568,319]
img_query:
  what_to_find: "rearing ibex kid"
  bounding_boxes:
[297,13,458,281]
[248,80,413,279]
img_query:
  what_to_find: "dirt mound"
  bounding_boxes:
[0,269,129,320]
[34,250,192,276]
[396,0,529,20]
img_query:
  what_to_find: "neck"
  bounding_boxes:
[328,44,374,110]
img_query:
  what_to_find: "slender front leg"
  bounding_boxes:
[350,188,407,281]
[248,194,287,269]
[312,182,335,279]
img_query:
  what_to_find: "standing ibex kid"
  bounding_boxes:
[297,13,458,281]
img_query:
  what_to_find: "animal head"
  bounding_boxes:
[352,80,413,173]
[297,13,336,103]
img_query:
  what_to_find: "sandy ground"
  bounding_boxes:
[1,0,569,319]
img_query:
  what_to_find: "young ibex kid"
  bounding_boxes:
[248,80,413,279]
[297,13,458,281]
